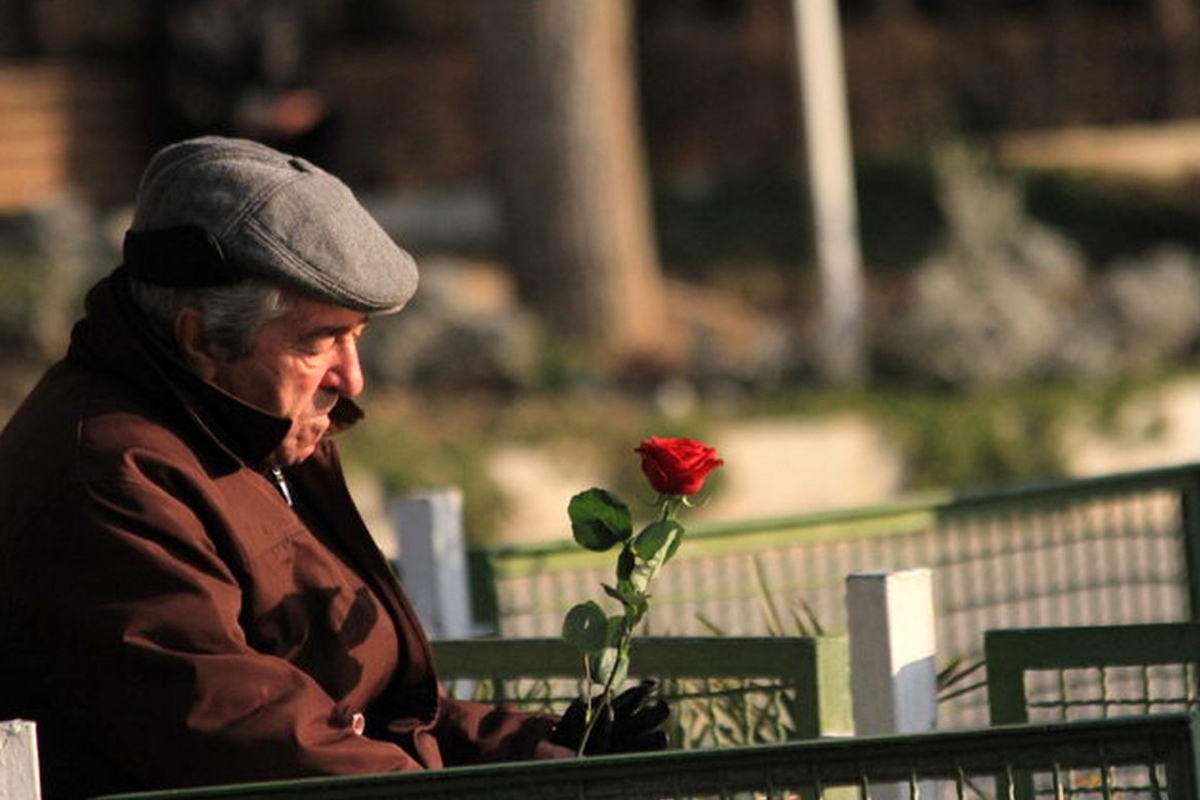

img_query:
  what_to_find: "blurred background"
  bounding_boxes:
[4,0,1200,547]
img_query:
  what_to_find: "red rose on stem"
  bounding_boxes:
[635,436,723,497]
[562,435,723,754]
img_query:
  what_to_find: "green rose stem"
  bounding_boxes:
[574,494,684,755]
[562,437,721,756]
[559,489,686,758]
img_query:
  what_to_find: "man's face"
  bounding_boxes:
[205,292,369,467]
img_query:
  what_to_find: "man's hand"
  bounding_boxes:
[549,679,670,755]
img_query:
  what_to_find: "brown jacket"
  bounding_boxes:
[0,273,559,800]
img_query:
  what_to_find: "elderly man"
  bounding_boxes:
[0,137,664,800]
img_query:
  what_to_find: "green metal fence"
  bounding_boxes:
[986,622,1200,726]
[96,712,1200,800]
[470,463,1200,728]
[432,635,852,747]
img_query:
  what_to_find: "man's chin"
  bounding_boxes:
[274,418,331,466]
[277,435,326,466]
[275,445,318,467]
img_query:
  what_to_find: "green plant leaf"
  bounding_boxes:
[616,544,636,583]
[568,488,633,551]
[633,520,683,562]
[587,617,630,688]
[562,601,608,653]
[624,596,649,626]
[600,583,633,609]
[628,570,648,594]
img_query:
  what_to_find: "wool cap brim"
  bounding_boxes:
[126,136,418,314]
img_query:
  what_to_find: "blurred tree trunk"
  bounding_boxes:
[1047,0,1086,124]
[1152,0,1200,117]
[1,0,39,58]
[471,0,671,369]
[869,0,918,25]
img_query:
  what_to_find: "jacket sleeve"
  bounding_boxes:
[424,688,571,766]
[4,461,423,790]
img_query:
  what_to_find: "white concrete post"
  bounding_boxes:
[391,488,475,640]
[847,569,938,800]
[0,719,41,800]
[847,568,938,733]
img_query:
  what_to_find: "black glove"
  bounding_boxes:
[550,679,670,755]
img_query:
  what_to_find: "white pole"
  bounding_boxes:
[792,0,866,386]
[0,719,41,800]
[846,569,938,800]
[392,488,475,640]
[846,569,938,733]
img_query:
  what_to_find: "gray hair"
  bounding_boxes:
[126,277,288,360]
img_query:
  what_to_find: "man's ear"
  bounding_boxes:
[175,308,219,380]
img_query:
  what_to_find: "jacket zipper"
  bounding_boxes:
[269,467,293,506]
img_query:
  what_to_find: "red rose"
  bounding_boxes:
[635,436,723,497]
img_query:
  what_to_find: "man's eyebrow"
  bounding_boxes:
[304,319,369,339]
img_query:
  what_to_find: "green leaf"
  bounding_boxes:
[604,614,625,646]
[624,596,649,627]
[568,489,633,551]
[663,524,685,563]
[562,601,608,653]
[621,522,686,596]
[601,583,634,607]
[616,544,636,583]
[620,547,655,597]
[629,563,651,594]
[590,648,629,689]
[587,617,630,687]
[614,576,645,611]
[633,520,683,562]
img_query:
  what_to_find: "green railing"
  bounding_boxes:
[432,635,852,746]
[96,712,1200,800]
[986,622,1200,726]
[471,462,1200,727]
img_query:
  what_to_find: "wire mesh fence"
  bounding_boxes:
[1022,663,1200,722]
[433,636,852,749]
[473,464,1200,729]
[986,622,1200,730]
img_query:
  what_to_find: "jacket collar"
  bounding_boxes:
[68,270,364,471]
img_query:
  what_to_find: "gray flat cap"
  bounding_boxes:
[126,136,418,313]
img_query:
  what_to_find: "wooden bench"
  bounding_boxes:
[0,720,39,800]
[91,713,1200,800]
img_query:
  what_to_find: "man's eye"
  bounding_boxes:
[300,336,337,355]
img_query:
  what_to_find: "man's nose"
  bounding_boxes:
[327,338,365,398]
